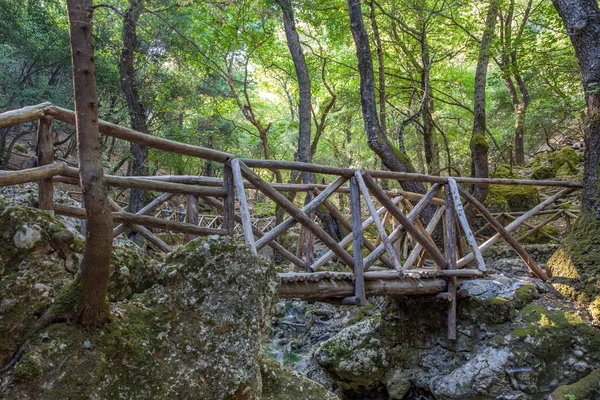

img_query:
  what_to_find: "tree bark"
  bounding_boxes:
[552,0,600,215]
[347,0,426,196]
[66,0,113,325]
[470,0,499,206]
[119,0,148,213]
[276,0,313,185]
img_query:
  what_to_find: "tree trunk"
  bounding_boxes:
[119,0,148,213]
[421,46,439,175]
[66,0,113,325]
[276,0,313,185]
[470,0,499,206]
[347,0,426,196]
[552,0,600,215]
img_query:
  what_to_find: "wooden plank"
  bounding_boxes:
[278,276,447,301]
[363,184,442,270]
[222,164,235,236]
[47,105,233,163]
[254,175,348,250]
[62,166,226,197]
[54,204,226,236]
[456,188,575,268]
[447,178,486,271]
[0,163,67,186]
[201,196,305,268]
[354,170,402,270]
[403,206,445,269]
[444,183,458,340]
[456,185,549,281]
[237,160,355,267]
[113,192,174,237]
[107,198,172,253]
[361,172,447,269]
[304,190,315,271]
[309,196,403,271]
[37,116,55,211]
[0,102,52,129]
[350,176,366,305]
[230,159,257,254]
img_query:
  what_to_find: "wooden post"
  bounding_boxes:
[456,185,549,281]
[223,163,235,236]
[444,184,458,340]
[187,194,199,241]
[354,170,402,270]
[447,178,486,271]
[230,159,257,254]
[350,176,366,305]
[304,190,315,271]
[81,196,86,235]
[37,115,55,212]
[565,211,571,234]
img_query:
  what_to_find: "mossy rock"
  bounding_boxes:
[552,147,581,175]
[3,237,280,400]
[491,163,520,179]
[532,165,554,180]
[547,215,600,323]
[550,367,600,399]
[485,184,540,212]
[260,359,339,400]
[459,296,515,324]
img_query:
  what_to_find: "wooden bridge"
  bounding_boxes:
[0,103,583,339]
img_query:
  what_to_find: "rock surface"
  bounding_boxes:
[313,271,600,399]
[1,235,284,400]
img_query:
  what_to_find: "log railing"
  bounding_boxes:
[0,103,585,339]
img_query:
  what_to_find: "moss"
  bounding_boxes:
[547,215,600,323]
[552,147,581,175]
[460,296,514,324]
[392,146,414,166]
[470,133,489,151]
[13,353,41,382]
[532,165,554,180]
[551,367,600,400]
[513,284,539,309]
[485,184,540,212]
[491,163,519,179]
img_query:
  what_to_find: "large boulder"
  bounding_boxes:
[313,275,600,399]
[1,236,280,400]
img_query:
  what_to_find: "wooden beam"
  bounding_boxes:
[222,164,235,236]
[516,211,563,243]
[0,102,52,129]
[444,183,458,340]
[113,192,174,237]
[456,185,549,281]
[361,171,448,269]
[354,170,402,270]
[254,175,348,250]
[107,198,172,253]
[230,159,256,254]
[47,105,233,162]
[456,188,575,268]
[447,178,486,271]
[363,184,442,270]
[37,116,55,212]
[404,206,445,269]
[278,276,448,301]
[309,196,402,271]
[350,177,366,305]
[54,204,226,237]
[0,163,67,186]
[62,166,226,197]
[237,160,355,267]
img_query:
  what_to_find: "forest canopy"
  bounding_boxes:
[0,0,584,180]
